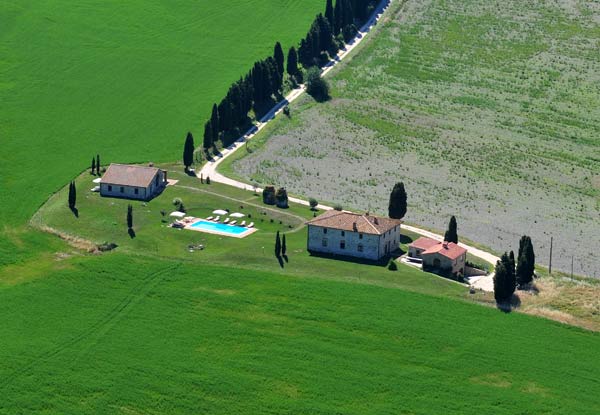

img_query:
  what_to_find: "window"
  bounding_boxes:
[340,241,345,250]
[357,244,363,252]
[323,228,328,234]
[359,233,363,239]
[341,231,345,237]
[322,238,328,247]
[134,188,139,195]
[108,185,112,191]
[120,186,124,193]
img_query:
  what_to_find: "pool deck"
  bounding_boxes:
[184,219,257,238]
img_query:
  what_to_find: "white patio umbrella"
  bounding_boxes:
[212,209,228,215]
[92,178,102,184]
[229,212,245,218]
[170,211,186,218]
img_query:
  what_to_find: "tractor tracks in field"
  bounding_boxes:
[0,263,179,391]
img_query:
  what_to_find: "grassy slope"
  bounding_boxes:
[33,167,465,299]
[1,255,598,414]
[0,0,322,225]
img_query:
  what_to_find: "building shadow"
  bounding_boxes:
[128,228,136,239]
[496,293,521,313]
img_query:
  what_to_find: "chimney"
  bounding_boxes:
[374,217,379,225]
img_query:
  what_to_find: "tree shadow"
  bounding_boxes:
[282,254,289,263]
[128,228,136,239]
[70,207,79,218]
[400,234,413,244]
[277,255,284,268]
[496,293,521,313]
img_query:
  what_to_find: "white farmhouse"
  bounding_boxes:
[100,164,167,201]
[306,210,402,260]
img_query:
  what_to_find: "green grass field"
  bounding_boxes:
[0,0,322,226]
[2,1,600,413]
[1,255,599,414]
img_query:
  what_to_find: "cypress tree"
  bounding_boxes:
[68,181,76,209]
[525,237,536,280]
[517,236,535,287]
[388,182,407,219]
[274,42,285,76]
[96,154,100,175]
[91,157,96,175]
[210,104,219,143]
[334,0,343,35]
[509,250,516,275]
[183,132,195,171]
[287,46,299,77]
[282,234,287,256]
[127,204,133,229]
[203,121,213,151]
[325,0,335,27]
[494,252,516,303]
[444,216,458,244]
[275,231,282,257]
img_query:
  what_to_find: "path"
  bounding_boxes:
[198,0,499,291]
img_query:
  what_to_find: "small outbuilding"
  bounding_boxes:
[409,237,467,276]
[100,164,167,201]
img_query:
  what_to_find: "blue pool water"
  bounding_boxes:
[189,220,250,236]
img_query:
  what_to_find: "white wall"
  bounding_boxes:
[307,224,401,260]
[100,183,148,200]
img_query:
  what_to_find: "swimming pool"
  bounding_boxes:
[187,220,255,238]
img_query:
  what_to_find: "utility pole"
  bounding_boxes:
[548,236,553,275]
[571,255,574,280]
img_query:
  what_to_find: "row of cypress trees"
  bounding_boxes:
[201,0,379,153]
[494,236,536,303]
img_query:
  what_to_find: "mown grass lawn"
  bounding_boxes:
[33,167,466,299]
[0,254,598,414]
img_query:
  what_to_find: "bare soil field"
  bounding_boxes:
[233,0,600,278]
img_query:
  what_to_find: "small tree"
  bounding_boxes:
[275,231,282,257]
[305,67,330,102]
[333,204,342,211]
[203,121,212,152]
[494,252,516,303]
[68,181,76,209]
[309,198,318,210]
[282,234,287,256]
[444,216,458,244]
[388,182,407,219]
[287,46,300,81]
[206,176,211,184]
[91,157,96,175]
[517,236,535,287]
[183,132,195,171]
[275,187,289,208]
[127,204,133,229]
[388,259,398,271]
[96,154,101,175]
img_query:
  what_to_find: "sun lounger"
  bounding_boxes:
[223,218,230,224]
[206,216,213,221]
[239,221,246,227]
[229,220,237,226]
[247,222,254,228]
[214,216,220,222]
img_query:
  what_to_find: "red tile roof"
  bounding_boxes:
[307,210,402,235]
[410,236,441,251]
[422,241,467,260]
[102,164,162,188]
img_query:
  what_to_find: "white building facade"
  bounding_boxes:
[307,211,402,261]
[100,164,167,201]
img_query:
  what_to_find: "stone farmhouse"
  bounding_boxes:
[409,237,467,275]
[307,210,402,261]
[100,164,167,201]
